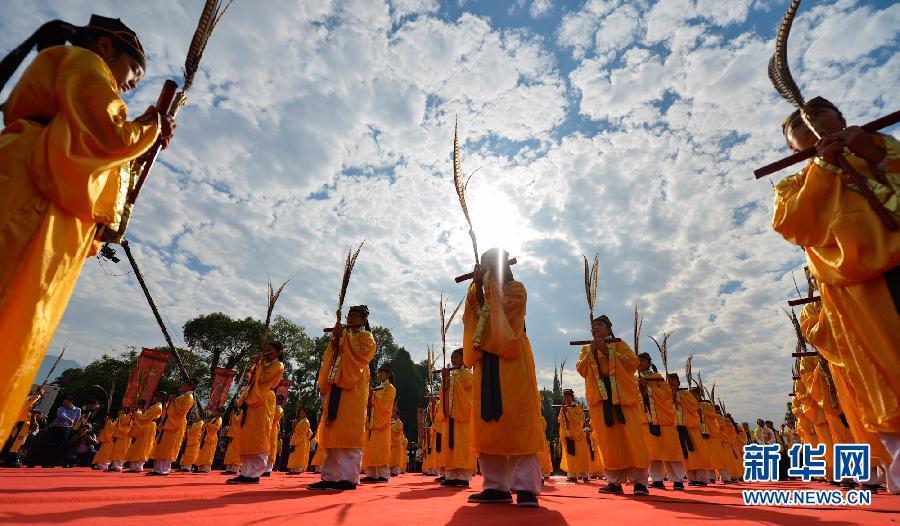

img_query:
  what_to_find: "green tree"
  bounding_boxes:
[183,312,264,397]
[54,351,137,418]
[390,348,424,444]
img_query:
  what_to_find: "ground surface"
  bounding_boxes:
[0,469,897,525]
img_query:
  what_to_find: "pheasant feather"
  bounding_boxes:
[453,119,479,264]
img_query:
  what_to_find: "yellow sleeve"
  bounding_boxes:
[334,332,376,389]
[248,362,285,407]
[575,345,593,379]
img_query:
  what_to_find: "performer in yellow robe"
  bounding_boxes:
[92,417,115,470]
[6,412,36,465]
[462,249,544,507]
[223,409,242,474]
[108,410,133,472]
[361,364,396,482]
[287,409,312,474]
[798,362,834,482]
[310,432,324,474]
[577,315,650,496]
[309,306,376,491]
[4,388,43,452]
[390,414,405,476]
[672,378,712,486]
[150,380,195,476]
[196,413,222,473]
[637,354,685,490]
[178,420,204,472]
[229,343,284,484]
[433,383,448,481]
[773,99,899,492]
[440,349,477,487]
[0,16,176,446]
[718,412,741,483]
[125,394,162,472]
[421,399,437,476]
[700,400,728,483]
[264,394,285,476]
[586,421,605,477]
[558,390,590,482]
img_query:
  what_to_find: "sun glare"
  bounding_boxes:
[467,190,527,257]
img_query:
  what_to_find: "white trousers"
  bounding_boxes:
[605,467,649,485]
[322,448,363,484]
[649,460,686,482]
[95,462,109,470]
[154,460,172,474]
[446,468,473,482]
[226,464,240,472]
[240,453,268,478]
[366,466,390,479]
[719,469,732,482]
[109,460,123,471]
[880,432,900,495]
[687,469,707,482]
[479,453,541,495]
[265,462,274,473]
[197,464,211,473]
[127,461,144,472]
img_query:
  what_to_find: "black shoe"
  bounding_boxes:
[360,476,379,483]
[286,471,303,475]
[515,491,539,508]
[599,483,623,494]
[261,472,271,477]
[688,481,707,487]
[375,477,389,482]
[434,475,445,482]
[566,477,578,483]
[178,468,191,472]
[441,479,469,488]
[468,489,513,504]
[146,471,163,476]
[226,475,259,484]
[126,469,143,473]
[308,480,338,490]
[673,482,685,490]
[633,483,649,496]
[861,483,882,491]
[332,480,357,490]
[650,481,665,489]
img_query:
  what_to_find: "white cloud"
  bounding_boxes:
[529,0,552,18]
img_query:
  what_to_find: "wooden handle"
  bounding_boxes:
[454,258,518,283]
[131,80,179,200]
[569,337,621,346]
[788,296,820,306]
[754,110,900,178]
[323,323,365,333]
[791,351,818,357]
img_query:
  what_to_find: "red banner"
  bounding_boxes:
[122,348,171,408]
[209,367,238,411]
[276,378,292,399]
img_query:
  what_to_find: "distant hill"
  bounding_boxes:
[34,354,82,384]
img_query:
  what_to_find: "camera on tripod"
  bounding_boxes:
[98,243,120,263]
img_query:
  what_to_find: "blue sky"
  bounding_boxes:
[2,0,897,425]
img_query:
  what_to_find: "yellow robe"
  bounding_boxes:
[799,361,835,476]
[197,417,222,467]
[287,418,311,470]
[125,403,161,463]
[639,371,682,463]
[362,382,396,468]
[462,280,544,456]
[268,405,284,463]
[800,301,892,465]
[110,414,133,462]
[558,404,589,475]
[718,416,741,477]
[390,420,405,468]
[576,341,649,471]
[441,368,476,472]
[152,392,194,461]
[700,403,727,470]
[0,46,159,445]
[588,427,605,474]
[316,330,376,449]
[677,392,711,471]
[538,417,552,475]
[224,412,241,467]
[179,421,204,467]
[9,419,31,454]
[773,135,900,434]
[92,418,115,465]
[311,434,325,468]
[237,360,284,455]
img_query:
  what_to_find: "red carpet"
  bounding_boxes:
[0,469,896,525]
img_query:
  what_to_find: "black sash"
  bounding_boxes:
[480,352,502,422]
[564,437,576,456]
[601,377,626,427]
[885,265,899,313]
[839,413,849,429]
[448,418,454,450]
[435,432,442,453]
[586,436,595,461]
[327,385,342,422]
[676,425,694,459]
